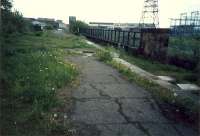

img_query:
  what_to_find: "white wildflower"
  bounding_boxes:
[68,128,76,134]
[174,93,178,97]
[64,115,68,119]
[53,113,57,118]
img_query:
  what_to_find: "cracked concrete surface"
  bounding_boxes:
[67,55,198,136]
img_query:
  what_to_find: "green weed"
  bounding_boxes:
[1,31,79,135]
[96,49,113,62]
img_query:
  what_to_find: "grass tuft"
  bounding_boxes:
[95,49,113,62]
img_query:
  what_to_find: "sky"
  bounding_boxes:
[13,0,200,28]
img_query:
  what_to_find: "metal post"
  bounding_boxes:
[118,30,120,43]
[114,30,117,43]
[122,31,125,46]
[127,32,130,46]
[111,30,113,42]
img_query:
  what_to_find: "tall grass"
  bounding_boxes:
[168,36,200,61]
[95,49,113,62]
[1,32,79,135]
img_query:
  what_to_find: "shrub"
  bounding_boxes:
[96,50,113,62]
[35,31,43,36]
[1,0,30,35]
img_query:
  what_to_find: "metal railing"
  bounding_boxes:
[80,28,141,49]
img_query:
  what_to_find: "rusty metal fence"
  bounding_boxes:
[80,28,199,69]
[80,28,170,61]
[80,28,141,49]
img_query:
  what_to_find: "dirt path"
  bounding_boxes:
[66,54,197,136]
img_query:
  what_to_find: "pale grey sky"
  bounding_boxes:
[13,0,200,27]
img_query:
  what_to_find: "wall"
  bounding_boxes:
[139,29,170,61]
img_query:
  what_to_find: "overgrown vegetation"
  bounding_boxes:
[69,20,89,34]
[105,46,200,85]
[168,36,200,61]
[109,60,199,126]
[96,49,199,127]
[168,36,200,70]
[8,31,94,49]
[1,31,81,135]
[1,0,30,35]
[1,1,94,134]
[96,49,113,62]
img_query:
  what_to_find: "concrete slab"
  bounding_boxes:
[73,83,101,99]
[173,123,199,136]
[142,123,180,136]
[72,99,126,124]
[177,84,200,91]
[158,76,176,82]
[96,84,150,98]
[83,73,127,84]
[120,99,169,123]
[97,124,146,136]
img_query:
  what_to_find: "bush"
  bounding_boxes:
[35,31,43,36]
[69,20,89,34]
[96,50,113,62]
[1,0,31,35]
[45,25,54,30]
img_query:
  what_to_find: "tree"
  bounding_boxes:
[69,20,89,34]
[1,0,29,35]
[1,0,12,11]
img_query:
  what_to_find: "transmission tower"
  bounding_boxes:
[139,0,159,28]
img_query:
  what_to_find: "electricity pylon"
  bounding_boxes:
[139,0,159,28]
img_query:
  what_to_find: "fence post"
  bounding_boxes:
[122,31,125,46]
[127,32,130,45]
[106,30,109,41]
[108,30,110,42]
[127,31,130,46]
[114,30,116,43]
[110,30,113,43]
[101,29,102,39]
[104,30,106,41]
[108,30,110,41]
[118,31,120,43]
[102,29,104,40]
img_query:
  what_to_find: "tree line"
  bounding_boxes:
[1,0,31,36]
